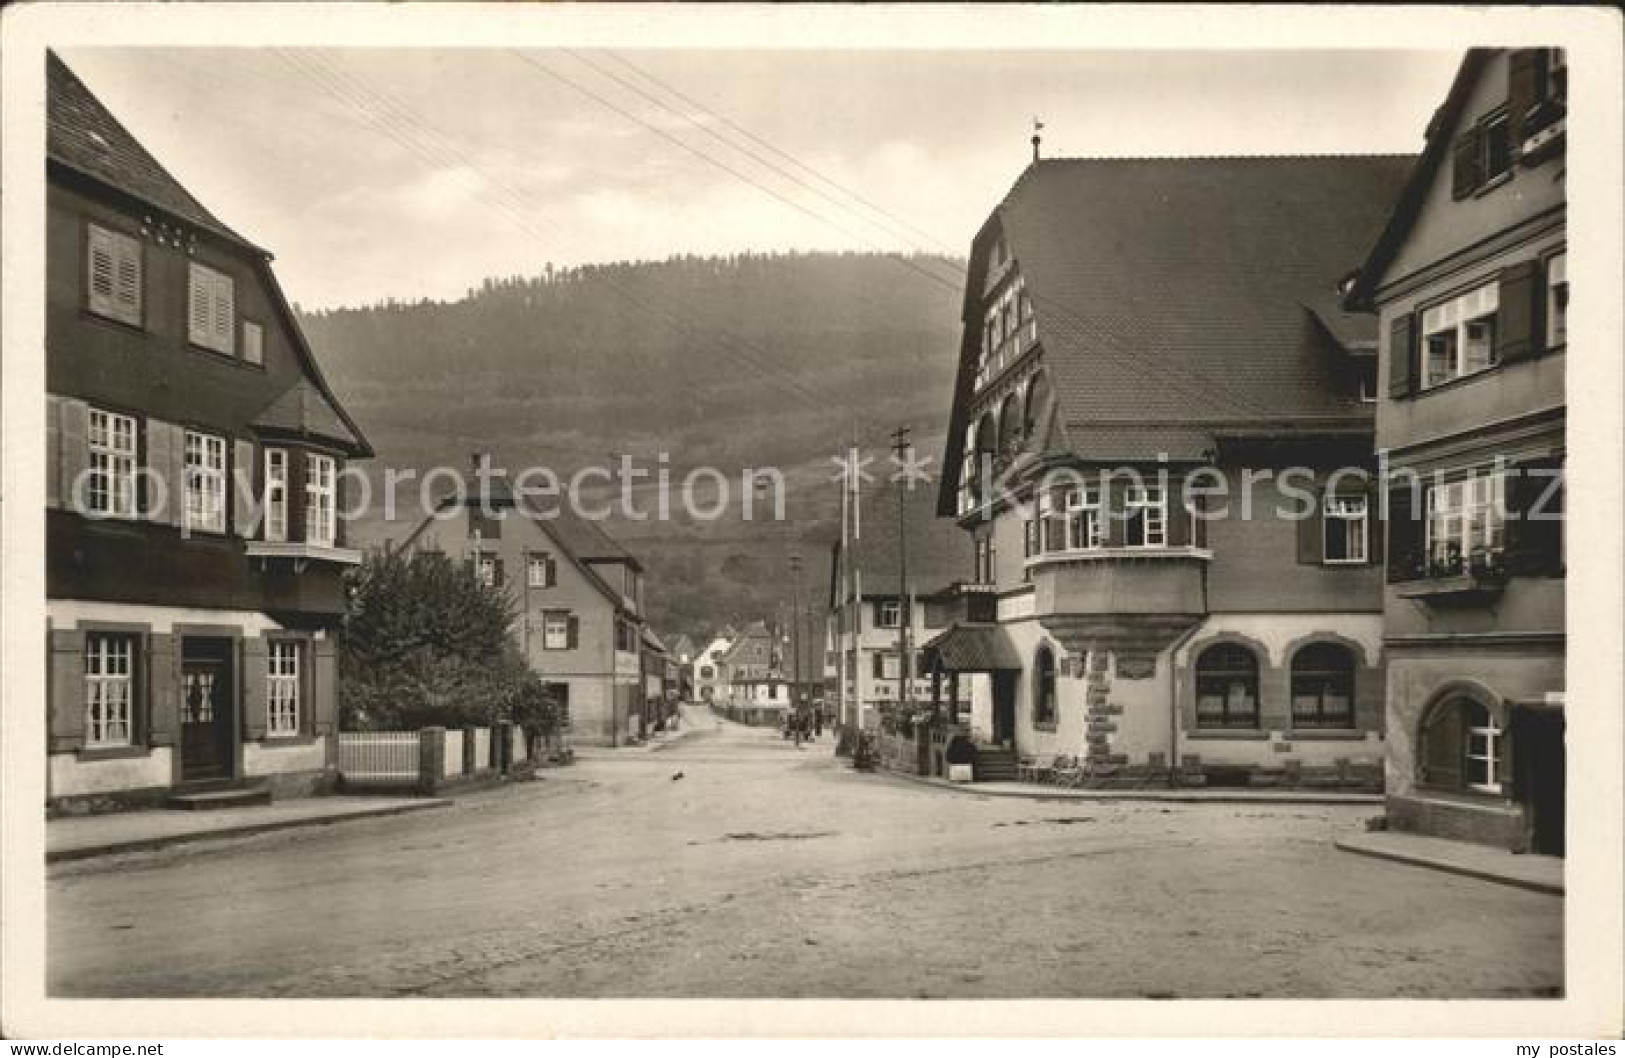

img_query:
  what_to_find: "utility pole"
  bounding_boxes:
[891,426,912,716]
[789,552,803,720]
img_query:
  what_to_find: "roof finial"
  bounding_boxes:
[1031,117,1044,163]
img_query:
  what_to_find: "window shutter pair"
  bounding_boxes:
[87,225,141,325]
[1496,259,1543,365]
[566,615,580,649]
[1504,459,1564,576]
[187,264,235,354]
[1385,486,1423,583]
[1451,125,1485,200]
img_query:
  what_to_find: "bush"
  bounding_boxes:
[339,550,558,733]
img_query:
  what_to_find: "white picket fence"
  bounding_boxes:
[336,731,421,781]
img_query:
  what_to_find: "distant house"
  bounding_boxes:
[934,153,1412,788]
[668,634,697,702]
[826,480,973,733]
[691,626,735,703]
[401,460,647,747]
[44,54,374,812]
[1344,49,1567,853]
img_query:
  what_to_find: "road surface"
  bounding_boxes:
[49,707,1562,998]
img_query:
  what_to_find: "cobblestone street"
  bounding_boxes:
[49,708,1563,999]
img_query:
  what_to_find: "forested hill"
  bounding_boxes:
[298,250,968,639]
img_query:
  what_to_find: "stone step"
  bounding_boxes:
[165,784,272,811]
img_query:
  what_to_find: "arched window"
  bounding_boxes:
[1034,645,1057,725]
[965,413,995,503]
[1195,644,1260,729]
[1420,696,1503,794]
[997,392,1022,462]
[1024,370,1050,440]
[1290,643,1356,729]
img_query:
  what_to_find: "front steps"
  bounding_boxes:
[166,781,272,811]
[972,746,1020,782]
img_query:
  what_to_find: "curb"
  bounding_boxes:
[1333,835,1565,896]
[47,798,452,864]
[877,768,1385,806]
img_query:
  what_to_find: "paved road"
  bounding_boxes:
[50,706,1562,998]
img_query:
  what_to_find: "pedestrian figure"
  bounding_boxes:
[813,708,823,738]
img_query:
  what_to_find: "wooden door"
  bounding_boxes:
[180,647,233,782]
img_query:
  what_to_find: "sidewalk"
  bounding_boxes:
[48,796,450,864]
[887,770,1384,806]
[1335,829,1564,895]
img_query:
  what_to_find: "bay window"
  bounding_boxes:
[1124,483,1166,548]
[264,448,288,542]
[304,453,336,546]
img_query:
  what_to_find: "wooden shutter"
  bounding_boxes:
[144,420,173,522]
[45,395,63,508]
[87,225,117,318]
[546,555,558,586]
[1507,49,1549,146]
[566,615,580,649]
[241,637,269,741]
[1386,485,1422,583]
[1420,702,1464,790]
[188,265,212,346]
[1296,482,1323,565]
[146,632,177,746]
[1388,313,1417,398]
[872,652,884,679]
[115,241,140,323]
[1366,477,1385,567]
[48,628,86,751]
[1505,459,1564,576]
[57,399,90,513]
[1451,126,1484,199]
[312,637,337,736]
[232,438,256,536]
[212,272,234,353]
[164,422,188,527]
[1496,260,1542,364]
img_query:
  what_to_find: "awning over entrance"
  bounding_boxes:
[921,623,1022,673]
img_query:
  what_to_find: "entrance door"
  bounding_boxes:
[992,671,1017,747]
[180,639,235,782]
[1514,708,1566,857]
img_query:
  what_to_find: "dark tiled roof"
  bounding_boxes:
[837,477,968,598]
[1001,156,1411,423]
[921,623,1022,672]
[47,52,259,251]
[252,380,365,453]
[543,506,635,565]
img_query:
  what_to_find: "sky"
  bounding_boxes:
[59,47,1460,311]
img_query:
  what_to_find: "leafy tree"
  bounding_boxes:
[339,550,559,735]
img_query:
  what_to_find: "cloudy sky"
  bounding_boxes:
[60,47,1458,311]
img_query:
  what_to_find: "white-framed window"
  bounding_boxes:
[1323,495,1369,564]
[1466,720,1502,794]
[1037,489,1067,552]
[1124,484,1166,548]
[876,600,902,628]
[542,611,570,651]
[304,453,336,546]
[84,633,136,748]
[527,554,553,588]
[86,223,142,326]
[183,430,227,534]
[878,653,902,680]
[264,448,288,542]
[267,640,301,736]
[243,321,265,366]
[86,408,138,518]
[476,554,497,588]
[1423,282,1499,387]
[1426,472,1506,571]
[1066,484,1103,550]
[187,262,236,355]
[1546,251,1567,349]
